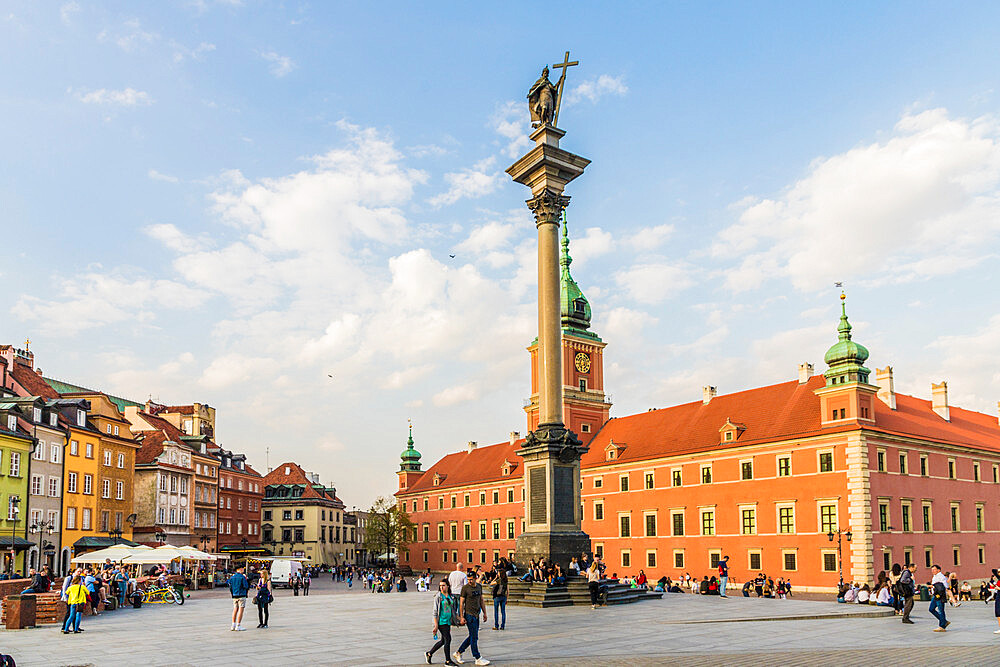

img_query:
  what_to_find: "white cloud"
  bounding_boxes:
[382,365,434,389]
[11,271,207,335]
[456,220,518,255]
[565,226,614,266]
[433,381,481,407]
[564,74,628,106]
[172,40,216,63]
[428,157,501,207]
[148,169,179,183]
[79,88,152,107]
[626,224,675,251]
[614,262,696,304]
[492,101,532,159]
[715,108,1000,292]
[99,18,157,52]
[261,50,295,77]
[144,224,201,253]
[200,353,279,389]
[60,2,80,25]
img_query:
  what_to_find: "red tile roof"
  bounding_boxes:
[9,365,59,400]
[263,461,332,500]
[164,405,196,414]
[135,411,186,441]
[403,440,524,494]
[400,376,1000,493]
[135,431,168,465]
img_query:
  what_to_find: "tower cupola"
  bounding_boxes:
[823,292,871,386]
[559,212,592,333]
[399,422,422,472]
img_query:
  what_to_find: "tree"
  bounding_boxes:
[363,496,414,565]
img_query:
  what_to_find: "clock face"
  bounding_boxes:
[574,352,591,373]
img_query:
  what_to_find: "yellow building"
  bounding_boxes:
[262,462,346,566]
[65,393,140,544]
[59,403,104,562]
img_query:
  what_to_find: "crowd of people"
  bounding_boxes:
[836,563,1000,633]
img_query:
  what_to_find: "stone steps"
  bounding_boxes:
[484,578,662,608]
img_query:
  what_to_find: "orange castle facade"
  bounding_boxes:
[395,230,1000,592]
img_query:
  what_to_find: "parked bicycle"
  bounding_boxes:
[141,584,183,605]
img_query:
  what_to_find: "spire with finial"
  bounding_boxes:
[559,210,593,333]
[399,418,422,472]
[823,290,871,386]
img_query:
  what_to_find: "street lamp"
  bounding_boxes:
[8,497,20,575]
[106,527,124,545]
[29,519,54,570]
[154,530,168,545]
[827,528,853,587]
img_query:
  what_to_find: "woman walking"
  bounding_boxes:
[426,579,458,665]
[62,574,88,634]
[492,560,508,630]
[255,569,273,629]
[292,573,301,596]
[587,560,601,609]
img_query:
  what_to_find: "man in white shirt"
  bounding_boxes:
[449,563,468,597]
[929,565,950,631]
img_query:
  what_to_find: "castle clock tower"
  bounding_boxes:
[525,215,612,443]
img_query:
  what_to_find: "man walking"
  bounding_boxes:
[229,565,250,631]
[928,564,950,632]
[449,562,468,606]
[900,563,916,624]
[718,556,730,598]
[454,570,490,666]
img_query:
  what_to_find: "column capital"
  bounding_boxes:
[526,190,571,228]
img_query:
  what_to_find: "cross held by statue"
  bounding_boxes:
[552,51,578,127]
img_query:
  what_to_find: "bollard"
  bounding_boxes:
[5,594,37,629]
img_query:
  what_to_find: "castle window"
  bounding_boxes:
[581,424,590,433]
[579,379,587,391]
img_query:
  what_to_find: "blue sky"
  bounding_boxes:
[3,2,1000,508]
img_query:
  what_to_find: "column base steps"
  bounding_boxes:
[486,578,662,608]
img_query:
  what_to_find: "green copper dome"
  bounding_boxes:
[823,293,871,386]
[399,424,422,472]
[560,212,592,333]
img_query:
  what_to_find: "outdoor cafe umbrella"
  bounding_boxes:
[70,544,139,564]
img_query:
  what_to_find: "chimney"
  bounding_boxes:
[932,381,949,421]
[467,441,477,452]
[798,363,814,384]
[702,386,717,404]
[875,366,896,409]
[509,431,520,445]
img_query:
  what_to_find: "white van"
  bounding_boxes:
[269,559,303,588]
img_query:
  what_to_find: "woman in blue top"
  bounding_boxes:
[425,579,458,665]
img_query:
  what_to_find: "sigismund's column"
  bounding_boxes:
[506,62,591,570]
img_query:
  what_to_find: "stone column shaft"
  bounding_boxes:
[535,205,563,426]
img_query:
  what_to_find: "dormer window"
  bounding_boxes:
[113,425,119,436]
[605,440,625,461]
[285,466,291,475]
[49,413,57,427]
[501,459,516,477]
[719,418,747,445]
[106,424,112,434]
[573,298,586,315]
[6,415,16,431]
[76,410,86,427]
[32,408,42,423]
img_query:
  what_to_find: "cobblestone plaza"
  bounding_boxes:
[3,579,1000,666]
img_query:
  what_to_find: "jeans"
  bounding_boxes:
[458,613,480,659]
[929,597,947,628]
[588,581,600,605]
[63,603,82,632]
[720,576,728,596]
[258,601,269,626]
[493,595,506,629]
[429,624,452,658]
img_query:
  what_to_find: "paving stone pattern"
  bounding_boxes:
[2,579,999,666]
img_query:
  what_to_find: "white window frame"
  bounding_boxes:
[50,444,60,463]
[103,450,112,466]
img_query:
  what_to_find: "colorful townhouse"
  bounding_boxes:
[262,462,346,566]
[0,400,35,574]
[213,445,264,559]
